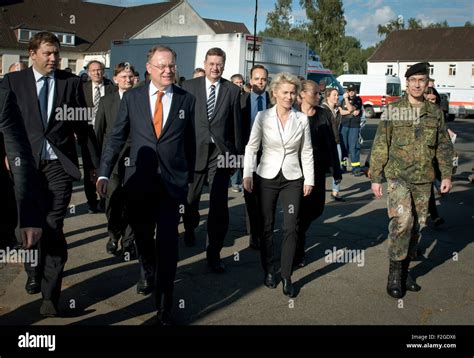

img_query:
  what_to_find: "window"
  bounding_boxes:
[386,83,401,96]
[429,65,434,76]
[342,82,361,93]
[386,65,393,75]
[449,64,456,76]
[471,64,474,76]
[16,28,75,46]
[20,56,29,68]
[68,59,77,73]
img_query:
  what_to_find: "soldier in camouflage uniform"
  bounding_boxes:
[370,62,454,299]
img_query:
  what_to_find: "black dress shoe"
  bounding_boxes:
[282,278,295,298]
[136,278,154,295]
[292,256,305,269]
[264,272,277,288]
[40,300,58,317]
[25,276,41,294]
[184,231,196,247]
[156,310,172,325]
[106,238,119,255]
[208,260,226,273]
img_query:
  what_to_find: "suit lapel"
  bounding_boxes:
[159,84,183,140]
[48,73,64,130]
[140,83,156,137]
[283,110,302,146]
[25,68,45,130]
[210,80,227,121]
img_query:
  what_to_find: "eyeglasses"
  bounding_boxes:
[207,63,225,69]
[148,62,177,71]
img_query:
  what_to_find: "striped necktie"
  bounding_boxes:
[207,84,216,121]
[93,85,101,125]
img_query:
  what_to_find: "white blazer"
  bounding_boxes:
[243,106,314,186]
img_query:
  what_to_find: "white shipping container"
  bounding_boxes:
[109,33,308,82]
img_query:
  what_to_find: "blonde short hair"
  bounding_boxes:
[269,72,301,105]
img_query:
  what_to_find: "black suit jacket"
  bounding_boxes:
[240,91,271,146]
[309,106,342,180]
[94,91,130,177]
[181,77,242,171]
[82,78,117,109]
[1,67,100,180]
[98,84,195,200]
[0,89,43,228]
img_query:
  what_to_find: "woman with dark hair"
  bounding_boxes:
[293,80,342,267]
[321,87,345,201]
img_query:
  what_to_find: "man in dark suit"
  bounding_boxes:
[82,60,116,213]
[240,64,270,250]
[95,62,136,260]
[0,88,43,250]
[181,47,243,273]
[1,32,99,317]
[97,45,195,325]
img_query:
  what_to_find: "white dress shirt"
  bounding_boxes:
[91,81,105,99]
[33,67,57,160]
[205,77,220,143]
[149,81,173,128]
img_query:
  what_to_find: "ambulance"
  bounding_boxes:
[337,74,402,118]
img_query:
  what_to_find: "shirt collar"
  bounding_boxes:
[251,91,265,100]
[149,81,173,97]
[205,76,220,89]
[33,67,55,82]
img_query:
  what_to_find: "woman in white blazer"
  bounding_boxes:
[243,73,314,298]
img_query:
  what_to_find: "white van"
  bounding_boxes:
[337,74,402,118]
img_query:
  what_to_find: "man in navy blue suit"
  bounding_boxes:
[97,45,195,325]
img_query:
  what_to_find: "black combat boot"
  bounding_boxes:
[387,260,405,298]
[402,258,421,292]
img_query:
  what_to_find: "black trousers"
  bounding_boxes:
[25,160,72,305]
[244,171,261,241]
[257,171,303,279]
[126,177,182,308]
[106,171,134,246]
[83,126,98,209]
[295,169,327,261]
[0,174,18,249]
[183,144,230,263]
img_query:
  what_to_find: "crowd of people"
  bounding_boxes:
[0,31,456,325]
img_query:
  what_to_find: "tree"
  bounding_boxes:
[259,0,293,39]
[377,17,404,38]
[407,18,422,29]
[300,0,346,73]
[465,21,473,27]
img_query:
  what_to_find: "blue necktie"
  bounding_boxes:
[257,95,263,112]
[39,76,49,126]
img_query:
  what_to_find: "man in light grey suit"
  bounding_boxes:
[181,47,243,273]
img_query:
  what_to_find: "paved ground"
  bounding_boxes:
[0,118,473,327]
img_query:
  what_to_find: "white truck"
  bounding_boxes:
[436,88,474,119]
[109,33,308,82]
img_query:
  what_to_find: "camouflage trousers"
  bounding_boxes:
[386,179,431,261]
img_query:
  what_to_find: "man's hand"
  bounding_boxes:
[303,185,313,197]
[371,183,383,199]
[353,110,360,116]
[96,178,108,197]
[243,177,253,193]
[20,228,42,249]
[343,92,349,99]
[89,169,98,183]
[440,178,452,194]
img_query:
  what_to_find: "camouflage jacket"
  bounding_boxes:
[370,97,453,184]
